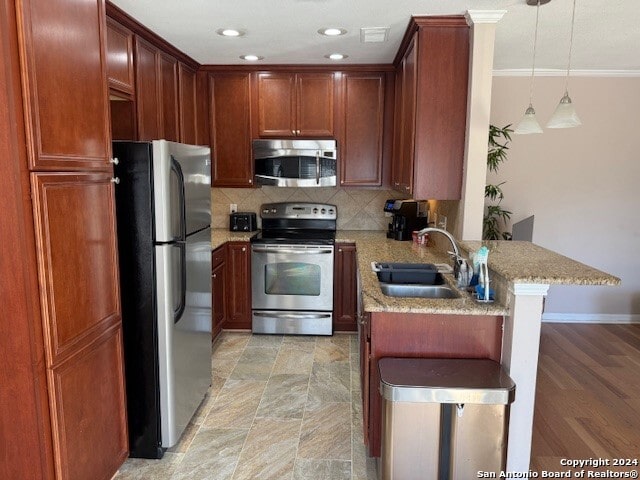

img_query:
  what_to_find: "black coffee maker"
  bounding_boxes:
[384,199,429,241]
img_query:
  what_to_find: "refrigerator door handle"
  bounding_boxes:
[174,240,187,324]
[170,157,187,241]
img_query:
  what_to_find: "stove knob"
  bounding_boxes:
[313,208,318,214]
[262,208,269,214]
[321,208,326,214]
[329,209,335,215]
[271,208,277,213]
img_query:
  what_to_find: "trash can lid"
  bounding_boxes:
[378,358,516,405]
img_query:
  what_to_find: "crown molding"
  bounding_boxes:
[494,68,640,78]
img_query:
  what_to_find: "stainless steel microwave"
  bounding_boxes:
[253,139,337,187]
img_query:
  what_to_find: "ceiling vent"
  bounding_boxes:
[360,27,389,43]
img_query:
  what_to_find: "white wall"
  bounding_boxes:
[489,76,640,320]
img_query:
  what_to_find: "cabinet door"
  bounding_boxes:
[412,19,469,200]
[333,244,357,332]
[340,73,385,186]
[178,63,198,145]
[49,327,128,480]
[296,73,334,137]
[210,73,253,187]
[18,0,111,171]
[398,37,417,195]
[256,73,296,137]
[106,18,135,95]
[31,172,127,478]
[159,53,179,142]
[135,37,161,141]
[225,242,251,329]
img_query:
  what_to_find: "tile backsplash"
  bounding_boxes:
[212,187,407,231]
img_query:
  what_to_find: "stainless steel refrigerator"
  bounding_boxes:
[112,140,211,458]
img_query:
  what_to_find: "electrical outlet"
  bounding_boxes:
[230,204,237,213]
[438,214,448,231]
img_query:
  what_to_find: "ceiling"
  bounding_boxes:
[109,0,640,73]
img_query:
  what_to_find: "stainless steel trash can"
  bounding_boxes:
[379,357,515,480]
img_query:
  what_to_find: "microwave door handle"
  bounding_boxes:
[316,150,320,185]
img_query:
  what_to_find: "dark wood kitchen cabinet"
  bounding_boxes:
[106,17,135,95]
[135,36,179,142]
[339,72,386,186]
[392,17,469,199]
[361,312,503,457]
[178,62,198,145]
[255,72,335,138]
[334,243,358,332]
[210,72,254,187]
[2,0,129,478]
[225,241,252,329]
[212,246,226,340]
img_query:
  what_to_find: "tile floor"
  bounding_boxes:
[115,332,378,480]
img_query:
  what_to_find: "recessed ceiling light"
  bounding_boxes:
[240,54,264,61]
[216,28,245,37]
[318,27,347,36]
[325,53,348,60]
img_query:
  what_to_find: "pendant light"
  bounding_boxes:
[546,0,582,128]
[514,0,544,135]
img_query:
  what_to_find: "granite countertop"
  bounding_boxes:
[211,229,619,316]
[337,231,509,316]
[458,240,621,286]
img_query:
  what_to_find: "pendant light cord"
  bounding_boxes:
[564,0,577,94]
[528,0,541,106]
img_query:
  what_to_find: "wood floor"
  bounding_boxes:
[531,323,640,472]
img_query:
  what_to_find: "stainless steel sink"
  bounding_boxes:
[379,283,460,299]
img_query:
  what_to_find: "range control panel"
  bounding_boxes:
[260,202,337,220]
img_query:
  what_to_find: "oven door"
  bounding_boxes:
[251,243,334,311]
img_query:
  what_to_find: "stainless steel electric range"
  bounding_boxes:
[250,202,337,335]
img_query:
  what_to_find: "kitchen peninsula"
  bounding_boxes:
[336,230,620,470]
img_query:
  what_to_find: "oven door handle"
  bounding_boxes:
[251,247,333,255]
[253,312,332,320]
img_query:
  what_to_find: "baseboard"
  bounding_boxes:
[542,313,640,324]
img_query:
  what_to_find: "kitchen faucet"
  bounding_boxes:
[416,227,465,276]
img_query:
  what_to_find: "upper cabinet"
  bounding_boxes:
[255,72,335,138]
[106,18,135,95]
[339,72,387,187]
[392,17,469,200]
[210,73,253,187]
[18,0,111,171]
[134,37,179,142]
[178,63,198,145]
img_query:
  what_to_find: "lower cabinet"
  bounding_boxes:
[226,242,252,329]
[361,312,504,457]
[334,243,358,331]
[212,246,226,340]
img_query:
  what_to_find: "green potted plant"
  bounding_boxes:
[483,124,513,240]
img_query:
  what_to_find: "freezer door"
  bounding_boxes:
[153,141,210,242]
[155,227,212,448]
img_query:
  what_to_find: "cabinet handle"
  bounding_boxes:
[242,247,246,252]
[394,182,399,187]
[338,248,342,252]
[110,157,119,165]
[249,179,253,184]
[405,186,410,191]
[213,273,216,278]
[111,177,120,184]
